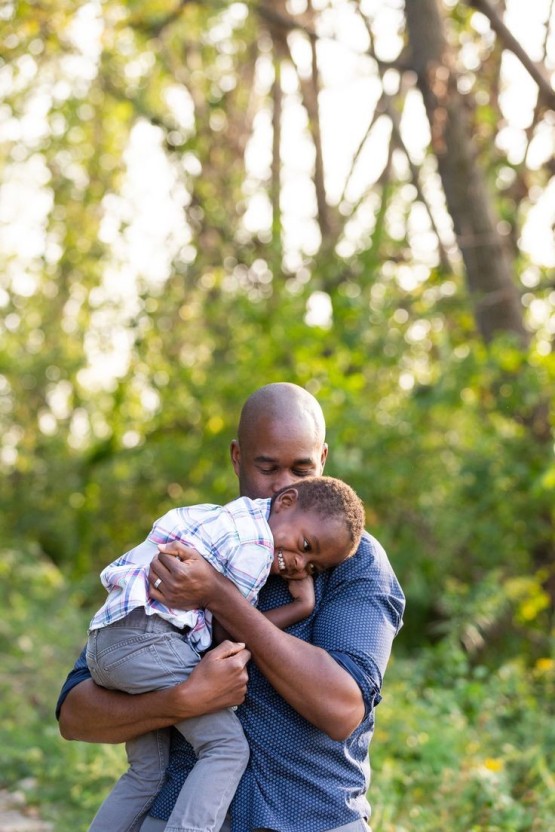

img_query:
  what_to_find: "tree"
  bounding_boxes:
[1,0,553,648]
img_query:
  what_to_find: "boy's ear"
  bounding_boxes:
[273,487,299,511]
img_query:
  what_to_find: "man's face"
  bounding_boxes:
[230,418,328,500]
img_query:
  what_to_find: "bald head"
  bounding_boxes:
[238,383,326,447]
[231,383,328,499]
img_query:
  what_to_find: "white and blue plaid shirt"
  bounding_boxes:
[89,497,274,652]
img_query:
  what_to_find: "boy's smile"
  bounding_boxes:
[268,491,352,579]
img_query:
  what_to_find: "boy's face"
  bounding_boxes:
[267,489,352,580]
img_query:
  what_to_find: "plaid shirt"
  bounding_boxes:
[89,497,274,652]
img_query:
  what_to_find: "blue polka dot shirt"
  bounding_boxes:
[56,533,404,831]
[149,532,404,831]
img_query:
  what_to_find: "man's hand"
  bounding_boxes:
[59,639,251,743]
[182,640,251,714]
[149,541,227,609]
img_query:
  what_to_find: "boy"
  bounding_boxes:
[86,475,365,832]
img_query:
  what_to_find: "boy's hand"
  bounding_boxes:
[286,575,315,617]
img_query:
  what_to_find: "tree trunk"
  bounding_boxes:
[404,0,529,345]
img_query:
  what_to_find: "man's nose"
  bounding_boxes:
[271,472,297,494]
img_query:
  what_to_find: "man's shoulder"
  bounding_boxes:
[318,530,405,631]
[341,530,390,571]
[328,529,404,591]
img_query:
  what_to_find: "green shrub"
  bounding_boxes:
[1,545,553,831]
[0,546,126,830]
[371,650,555,831]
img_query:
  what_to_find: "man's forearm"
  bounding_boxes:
[149,548,364,740]
[59,641,251,744]
[209,577,365,741]
[59,679,180,743]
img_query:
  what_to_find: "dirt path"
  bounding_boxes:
[0,789,53,832]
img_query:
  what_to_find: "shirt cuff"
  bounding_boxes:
[328,650,382,717]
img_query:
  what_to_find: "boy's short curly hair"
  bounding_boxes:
[275,476,365,556]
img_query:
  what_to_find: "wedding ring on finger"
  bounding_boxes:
[153,577,163,590]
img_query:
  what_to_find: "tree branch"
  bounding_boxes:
[466,0,555,109]
[356,7,453,272]
[255,1,410,71]
[306,2,331,241]
[273,3,334,243]
[271,54,283,245]
[129,0,194,37]
[338,92,385,208]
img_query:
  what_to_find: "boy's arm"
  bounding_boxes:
[212,576,315,643]
[58,640,251,743]
[263,575,315,628]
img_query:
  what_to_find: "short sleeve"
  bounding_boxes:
[146,504,273,606]
[311,533,404,713]
[55,646,90,720]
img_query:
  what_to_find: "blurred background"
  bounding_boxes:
[1,0,554,829]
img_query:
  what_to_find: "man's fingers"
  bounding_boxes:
[149,551,188,584]
[212,640,245,656]
[212,640,251,664]
[158,542,200,563]
[148,554,176,602]
[150,553,171,578]
[156,550,182,572]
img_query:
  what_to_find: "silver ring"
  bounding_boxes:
[153,577,162,590]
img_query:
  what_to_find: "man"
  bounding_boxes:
[57,383,405,832]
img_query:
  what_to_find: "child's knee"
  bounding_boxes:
[126,754,168,790]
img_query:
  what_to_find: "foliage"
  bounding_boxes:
[1,0,553,584]
[1,546,553,831]
[371,648,555,832]
[0,1,554,824]
[0,547,127,829]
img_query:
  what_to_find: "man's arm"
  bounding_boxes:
[150,546,365,741]
[213,576,315,643]
[58,640,251,743]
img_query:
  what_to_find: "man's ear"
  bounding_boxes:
[320,443,329,472]
[230,440,240,477]
[273,487,299,511]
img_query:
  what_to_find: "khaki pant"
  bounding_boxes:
[87,609,248,832]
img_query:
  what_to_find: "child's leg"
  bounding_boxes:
[164,709,249,832]
[87,608,197,694]
[88,728,170,832]
[87,610,200,832]
[140,815,231,832]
